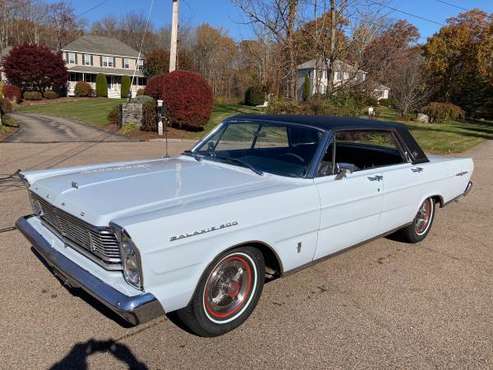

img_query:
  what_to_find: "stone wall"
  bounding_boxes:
[120,103,143,127]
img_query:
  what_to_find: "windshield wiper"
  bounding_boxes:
[214,155,263,176]
[183,150,203,161]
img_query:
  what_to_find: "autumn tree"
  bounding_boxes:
[3,44,67,93]
[423,9,493,116]
[144,48,169,77]
[389,49,429,117]
[233,0,300,99]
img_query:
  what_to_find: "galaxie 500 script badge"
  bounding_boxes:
[170,221,239,242]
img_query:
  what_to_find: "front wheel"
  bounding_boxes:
[176,246,265,337]
[398,197,436,243]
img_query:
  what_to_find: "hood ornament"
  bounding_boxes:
[71,181,79,189]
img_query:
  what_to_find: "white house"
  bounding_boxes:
[297,58,390,101]
[62,35,146,98]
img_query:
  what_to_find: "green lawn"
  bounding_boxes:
[17,98,126,127]
[375,107,493,154]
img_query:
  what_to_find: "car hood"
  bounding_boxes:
[28,156,274,226]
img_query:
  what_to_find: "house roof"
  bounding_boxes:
[67,65,145,78]
[63,35,141,58]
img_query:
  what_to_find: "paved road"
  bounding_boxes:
[0,139,491,369]
[7,113,127,143]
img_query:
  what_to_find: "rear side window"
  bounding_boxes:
[318,130,406,176]
[336,130,400,150]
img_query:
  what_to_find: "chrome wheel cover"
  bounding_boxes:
[415,198,433,236]
[203,252,257,324]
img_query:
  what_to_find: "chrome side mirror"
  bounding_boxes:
[335,167,351,180]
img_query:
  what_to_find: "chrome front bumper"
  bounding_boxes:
[16,216,164,326]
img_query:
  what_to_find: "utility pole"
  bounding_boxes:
[169,0,179,72]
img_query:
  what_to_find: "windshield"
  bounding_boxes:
[191,121,324,177]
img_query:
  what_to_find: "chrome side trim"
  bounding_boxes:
[283,222,413,277]
[16,216,164,326]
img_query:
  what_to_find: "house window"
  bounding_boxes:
[343,72,349,80]
[102,56,114,67]
[123,58,130,69]
[334,71,340,81]
[83,54,92,66]
[67,52,76,64]
[137,59,144,71]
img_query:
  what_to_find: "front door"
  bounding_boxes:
[314,168,384,258]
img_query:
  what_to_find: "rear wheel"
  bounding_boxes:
[176,246,265,337]
[398,197,436,243]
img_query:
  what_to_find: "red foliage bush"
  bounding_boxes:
[3,84,21,102]
[3,44,67,93]
[74,81,93,97]
[144,71,213,130]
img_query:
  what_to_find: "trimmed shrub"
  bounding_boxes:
[144,71,213,130]
[74,81,93,97]
[244,85,265,106]
[121,75,131,98]
[107,105,120,125]
[43,90,59,99]
[136,88,145,96]
[96,74,108,97]
[0,97,13,113]
[132,95,154,104]
[421,102,465,123]
[3,84,22,102]
[23,91,43,100]
[302,75,311,102]
[267,93,366,117]
[141,99,157,131]
[365,96,379,107]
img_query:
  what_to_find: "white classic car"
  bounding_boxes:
[17,115,473,336]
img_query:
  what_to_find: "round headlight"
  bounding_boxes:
[120,234,142,289]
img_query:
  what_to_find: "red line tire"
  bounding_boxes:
[397,197,436,243]
[176,246,265,337]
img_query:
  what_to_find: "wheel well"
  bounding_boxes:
[431,195,444,208]
[234,241,283,279]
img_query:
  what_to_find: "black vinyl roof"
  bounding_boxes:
[225,114,428,164]
[226,114,407,131]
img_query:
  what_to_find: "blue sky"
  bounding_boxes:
[65,0,493,42]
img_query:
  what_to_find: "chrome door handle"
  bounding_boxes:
[411,167,423,173]
[368,175,383,181]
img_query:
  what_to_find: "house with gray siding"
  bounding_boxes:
[62,35,146,98]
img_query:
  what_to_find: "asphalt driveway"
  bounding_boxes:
[7,113,127,143]
[0,139,491,369]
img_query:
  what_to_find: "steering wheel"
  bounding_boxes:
[280,152,306,164]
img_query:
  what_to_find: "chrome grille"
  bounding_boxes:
[31,192,121,269]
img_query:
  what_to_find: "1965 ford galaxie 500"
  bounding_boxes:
[17,115,473,336]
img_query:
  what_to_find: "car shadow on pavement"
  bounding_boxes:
[49,339,148,370]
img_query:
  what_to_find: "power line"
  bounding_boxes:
[369,1,444,26]
[77,0,109,18]
[434,0,468,12]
